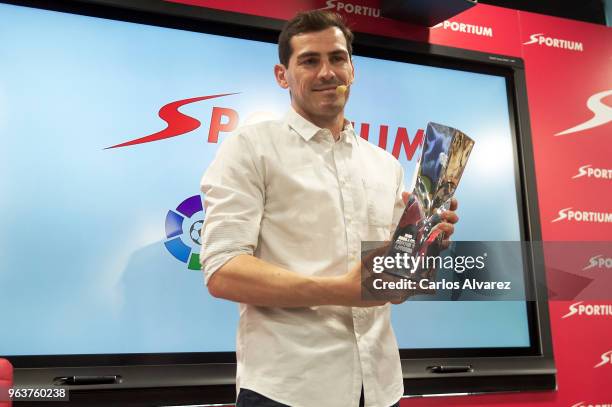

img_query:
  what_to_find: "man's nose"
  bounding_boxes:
[317,60,336,81]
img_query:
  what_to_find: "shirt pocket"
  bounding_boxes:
[363,178,396,228]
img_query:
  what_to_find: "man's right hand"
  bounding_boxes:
[334,255,388,307]
[334,243,415,307]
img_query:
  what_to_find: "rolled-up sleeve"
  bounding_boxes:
[200,130,264,284]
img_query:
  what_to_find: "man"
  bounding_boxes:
[200,10,458,407]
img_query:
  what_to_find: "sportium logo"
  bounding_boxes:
[551,207,612,224]
[105,93,239,149]
[571,402,612,407]
[562,301,612,319]
[556,89,612,136]
[106,93,425,161]
[594,350,612,368]
[572,165,612,180]
[431,21,493,37]
[322,1,381,17]
[523,33,583,51]
[583,255,612,271]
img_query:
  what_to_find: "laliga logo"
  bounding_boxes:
[562,301,612,318]
[572,164,612,180]
[164,195,205,270]
[583,255,612,271]
[556,89,612,136]
[594,350,612,368]
[523,33,583,51]
[431,21,493,37]
[551,207,612,224]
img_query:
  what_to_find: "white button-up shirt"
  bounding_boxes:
[200,107,405,407]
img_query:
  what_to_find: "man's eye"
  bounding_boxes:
[302,59,317,65]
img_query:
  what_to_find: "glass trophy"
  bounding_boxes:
[386,122,475,280]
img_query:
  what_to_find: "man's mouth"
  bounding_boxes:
[313,86,341,92]
[313,89,339,94]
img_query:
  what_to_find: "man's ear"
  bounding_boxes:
[274,64,289,89]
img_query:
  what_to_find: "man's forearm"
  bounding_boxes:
[207,254,346,308]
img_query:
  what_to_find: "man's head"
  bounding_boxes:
[275,10,355,126]
[278,11,353,68]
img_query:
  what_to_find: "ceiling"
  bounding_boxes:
[478,0,607,25]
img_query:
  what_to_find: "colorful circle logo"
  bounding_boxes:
[164,195,204,270]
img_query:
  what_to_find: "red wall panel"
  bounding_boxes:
[518,12,612,242]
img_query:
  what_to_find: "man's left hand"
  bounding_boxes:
[401,192,459,243]
[437,197,459,240]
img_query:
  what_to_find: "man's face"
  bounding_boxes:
[275,27,355,122]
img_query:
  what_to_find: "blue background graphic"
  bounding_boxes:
[0,3,529,355]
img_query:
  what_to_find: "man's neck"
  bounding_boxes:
[292,105,345,141]
[320,117,345,141]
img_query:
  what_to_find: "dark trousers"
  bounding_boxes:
[236,387,400,407]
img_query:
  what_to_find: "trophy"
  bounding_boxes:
[386,122,475,279]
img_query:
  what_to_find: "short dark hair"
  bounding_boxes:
[278,10,354,67]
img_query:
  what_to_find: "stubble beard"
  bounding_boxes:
[310,93,346,124]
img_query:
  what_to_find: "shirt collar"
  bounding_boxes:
[284,106,357,145]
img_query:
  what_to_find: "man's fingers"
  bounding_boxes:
[434,222,454,238]
[440,239,451,250]
[402,191,411,205]
[441,211,459,224]
[449,197,458,211]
